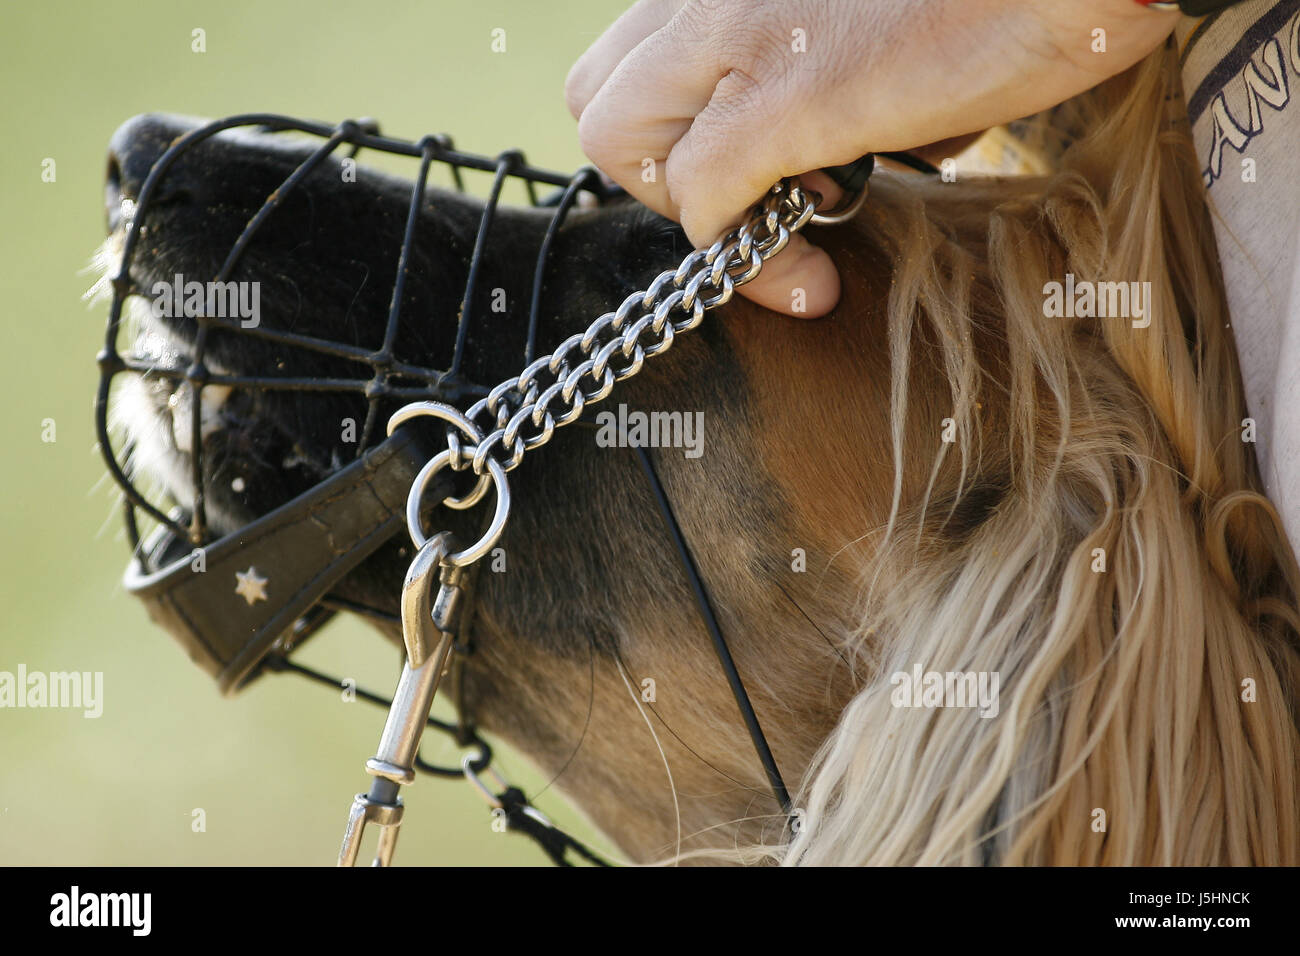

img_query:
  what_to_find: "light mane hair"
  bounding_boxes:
[767,43,1300,865]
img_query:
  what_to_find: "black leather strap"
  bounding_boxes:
[1147,0,1248,14]
[124,427,442,695]
[822,154,876,194]
[630,443,792,814]
[496,786,611,866]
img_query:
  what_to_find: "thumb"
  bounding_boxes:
[664,73,845,317]
[733,233,840,318]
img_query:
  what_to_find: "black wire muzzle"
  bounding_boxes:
[96,114,617,693]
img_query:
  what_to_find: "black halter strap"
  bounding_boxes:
[631,444,792,813]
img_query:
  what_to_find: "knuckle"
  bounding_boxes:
[715,66,767,112]
[662,156,692,201]
[564,62,593,120]
[676,0,728,28]
[663,158,697,211]
[735,0,805,70]
[575,107,610,166]
[674,0,771,66]
[664,167,713,239]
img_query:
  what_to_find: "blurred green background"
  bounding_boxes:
[0,0,627,865]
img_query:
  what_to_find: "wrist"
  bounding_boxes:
[1029,0,1181,79]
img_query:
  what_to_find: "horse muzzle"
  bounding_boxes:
[96,113,613,693]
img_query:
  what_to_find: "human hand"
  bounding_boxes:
[566,0,1178,316]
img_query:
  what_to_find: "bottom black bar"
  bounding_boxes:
[0,865,1286,941]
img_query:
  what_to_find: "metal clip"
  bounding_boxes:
[337,532,461,867]
[338,791,404,867]
[401,533,466,668]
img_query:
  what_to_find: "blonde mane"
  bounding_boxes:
[775,43,1300,866]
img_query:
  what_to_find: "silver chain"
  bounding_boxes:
[459,179,815,475]
[389,177,817,555]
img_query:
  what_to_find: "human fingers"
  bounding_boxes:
[565,0,688,120]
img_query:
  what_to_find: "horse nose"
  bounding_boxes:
[106,113,200,233]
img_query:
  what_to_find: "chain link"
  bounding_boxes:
[445,179,816,478]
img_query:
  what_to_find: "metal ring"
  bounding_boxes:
[406,449,510,566]
[386,399,481,445]
[810,181,869,225]
[387,401,492,510]
[462,753,509,809]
